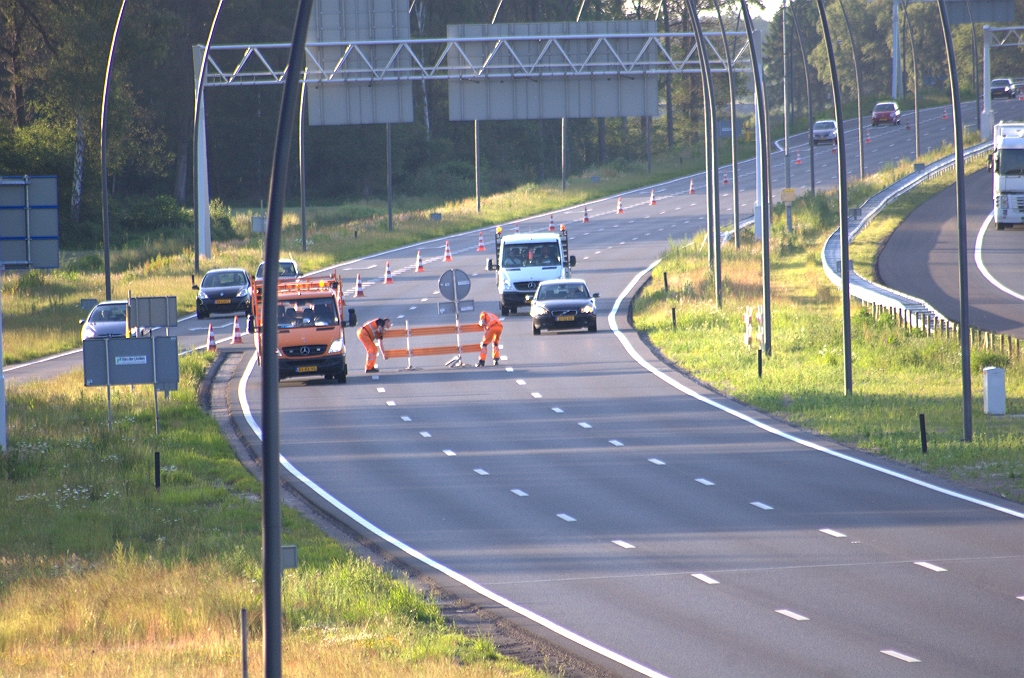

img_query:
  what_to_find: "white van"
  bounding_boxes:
[486,225,575,315]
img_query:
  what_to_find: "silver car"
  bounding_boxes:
[80,300,128,341]
[812,120,838,145]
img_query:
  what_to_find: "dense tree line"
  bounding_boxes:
[2,0,1021,249]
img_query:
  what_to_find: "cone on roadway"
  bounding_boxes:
[649,189,656,206]
[795,151,802,165]
[355,273,365,297]
[384,261,394,284]
[443,240,453,262]
[476,231,486,251]
[616,197,624,214]
[548,215,555,231]
[206,323,216,352]
[513,222,520,234]
[583,205,590,223]
[865,127,872,143]
[942,108,949,120]
[723,170,729,184]
[831,141,838,154]
[414,250,425,272]
[231,316,242,344]
[688,179,696,195]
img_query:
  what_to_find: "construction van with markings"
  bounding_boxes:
[487,224,575,315]
[251,272,357,382]
[991,121,1024,230]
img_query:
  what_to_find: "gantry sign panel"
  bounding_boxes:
[0,175,58,270]
[306,0,415,126]
[447,21,660,122]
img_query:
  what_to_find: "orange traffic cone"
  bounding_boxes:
[443,240,453,262]
[548,215,555,231]
[231,316,242,344]
[355,273,365,297]
[383,261,394,284]
[476,231,486,251]
[513,222,520,234]
[942,108,949,120]
[865,128,872,143]
[832,141,838,154]
[723,170,729,184]
[583,205,590,223]
[688,179,696,195]
[795,151,802,165]
[616,197,624,214]
[649,189,656,206]
[206,323,216,352]
[414,250,425,272]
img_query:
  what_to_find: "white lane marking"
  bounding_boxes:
[505,367,514,372]
[531,392,543,399]
[372,375,380,380]
[612,540,635,549]
[776,609,809,621]
[3,347,82,372]
[419,431,432,438]
[881,650,921,663]
[377,387,386,392]
[443,449,456,456]
[552,407,564,413]
[975,213,1024,301]
[751,502,774,510]
[695,478,715,486]
[475,468,489,476]
[512,489,528,497]
[648,458,666,465]
[578,422,592,429]
[608,261,1024,521]
[421,298,428,301]
[401,416,412,422]
[557,513,577,522]
[584,256,590,260]
[915,561,947,572]
[386,401,396,406]
[691,573,719,585]
[820,528,847,538]
[410,305,418,310]
[500,355,508,361]
[609,440,624,447]
[1016,595,1024,602]
[516,379,527,385]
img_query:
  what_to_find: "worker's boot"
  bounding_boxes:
[476,359,485,367]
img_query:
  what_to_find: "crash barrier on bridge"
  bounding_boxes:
[380,321,484,368]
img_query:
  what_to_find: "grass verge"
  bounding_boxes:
[633,152,1024,504]
[0,355,542,677]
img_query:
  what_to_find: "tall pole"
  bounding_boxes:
[935,0,973,441]
[663,0,674,148]
[685,0,721,307]
[561,118,567,192]
[892,0,902,98]
[964,0,980,132]
[193,0,226,277]
[101,0,128,302]
[713,0,741,247]
[790,5,816,195]
[739,0,771,355]
[261,1,315,676]
[815,0,853,396]
[386,123,394,230]
[783,0,793,233]
[900,0,920,160]
[837,0,864,180]
[299,79,308,249]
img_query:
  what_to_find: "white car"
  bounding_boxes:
[812,120,838,145]
[80,301,128,341]
[255,259,300,281]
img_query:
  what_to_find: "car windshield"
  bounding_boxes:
[89,303,127,323]
[536,283,590,301]
[874,103,895,112]
[203,271,247,287]
[997,149,1024,176]
[813,121,835,130]
[993,79,1011,87]
[277,298,338,329]
[501,243,561,268]
[256,262,298,278]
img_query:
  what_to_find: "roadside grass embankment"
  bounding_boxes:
[633,149,1024,504]
[0,354,541,677]
[4,143,736,366]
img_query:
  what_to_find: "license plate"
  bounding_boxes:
[215,299,231,305]
[557,315,575,322]
[296,365,318,373]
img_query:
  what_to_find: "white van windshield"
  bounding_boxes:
[501,243,561,268]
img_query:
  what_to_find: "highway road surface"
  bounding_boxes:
[221,104,1024,678]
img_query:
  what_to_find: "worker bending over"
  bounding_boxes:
[478,311,503,367]
[358,317,391,373]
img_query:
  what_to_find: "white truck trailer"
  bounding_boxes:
[992,122,1024,230]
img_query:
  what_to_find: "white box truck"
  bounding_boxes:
[486,224,575,315]
[991,122,1024,230]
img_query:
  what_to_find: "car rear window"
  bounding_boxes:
[874,103,895,112]
[204,271,247,287]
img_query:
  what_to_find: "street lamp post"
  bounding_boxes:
[900,0,921,160]
[837,0,865,180]
[711,0,742,248]
[790,5,816,195]
[101,0,129,302]
[193,0,226,278]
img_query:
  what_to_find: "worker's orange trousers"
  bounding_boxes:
[479,327,502,363]
[358,328,378,370]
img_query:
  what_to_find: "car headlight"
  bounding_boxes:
[530,303,547,317]
[236,288,250,298]
[328,338,345,354]
[501,275,514,291]
[197,291,209,300]
[82,327,95,340]
[581,304,594,314]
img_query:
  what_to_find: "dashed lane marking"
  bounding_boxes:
[609,440,624,447]
[386,401,396,407]
[377,387,386,393]
[695,478,715,486]
[401,416,412,422]
[915,561,947,572]
[648,458,665,465]
[552,407,564,413]
[443,449,456,456]
[691,573,719,584]
[820,528,846,538]
[531,392,543,399]
[881,650,921,663]
[505,367,514,372]
[612,540,635,549]
[578,422,592,429]
[751,501,773,510]
[419,431,432,438]
[557,513,577,522]
[516,379,527,385]
[511,489,528,497]
[776,609,809,621]
[474,468,489,476]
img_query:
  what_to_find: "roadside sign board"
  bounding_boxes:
[0,175,59,269]
[130,296,178,330]
[83,337,179,390]
[438,269,471,301]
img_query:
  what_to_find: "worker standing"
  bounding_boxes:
[358,317,391,373]
[477,311,503,367]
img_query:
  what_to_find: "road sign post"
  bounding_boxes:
[438,269,472,366]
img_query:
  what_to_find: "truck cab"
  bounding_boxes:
[991,122,1024,230]
[486,225,576,315]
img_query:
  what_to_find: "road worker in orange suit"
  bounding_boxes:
[477,311,503,367]
[358,317,391,373]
